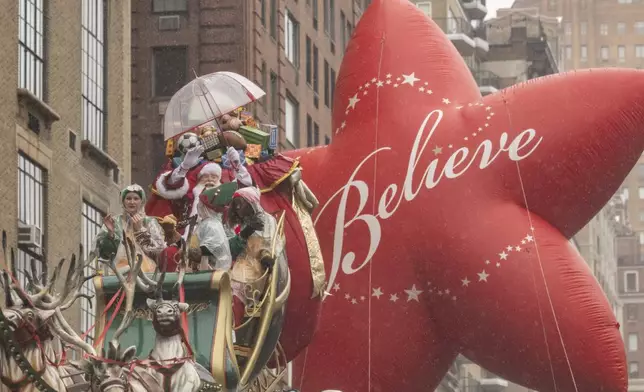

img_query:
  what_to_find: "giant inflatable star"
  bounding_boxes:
[278,1,644,391]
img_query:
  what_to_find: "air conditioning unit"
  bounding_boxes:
[18,223,42,249]
[159,15,180,31]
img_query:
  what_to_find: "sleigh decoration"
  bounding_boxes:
[0,215,291,392]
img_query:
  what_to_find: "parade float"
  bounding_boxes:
[5,0,644,391]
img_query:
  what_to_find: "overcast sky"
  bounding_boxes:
[486,0,516,18]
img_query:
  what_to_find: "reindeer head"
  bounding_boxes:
[79,341,137,392]
[146,297,189,336]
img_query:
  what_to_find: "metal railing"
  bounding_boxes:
[474,70,501,88]
[432,17,475,37]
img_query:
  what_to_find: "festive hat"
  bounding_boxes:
[198,162,222,179]
[121,184,145,202]
[200,182,239,212]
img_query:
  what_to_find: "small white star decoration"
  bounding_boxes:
[336,71,496,145]
[333,231,536,307]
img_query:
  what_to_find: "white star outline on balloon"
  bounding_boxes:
[333,230,536,306]
[336,71,496,151]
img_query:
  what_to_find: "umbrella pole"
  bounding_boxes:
[192,69,230,149]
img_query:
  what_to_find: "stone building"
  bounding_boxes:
[130,0,364,187]
[0,0,131,342]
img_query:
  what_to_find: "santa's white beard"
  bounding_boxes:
[191,181,221,220]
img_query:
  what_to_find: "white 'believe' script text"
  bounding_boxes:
[315,109,543,291]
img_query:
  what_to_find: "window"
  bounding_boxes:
[152,0,187,12]
[314,122,320,145]
[313,45,319,99]
[306,115,313,147]
[619,45,626,62]
[581,45,587,61]
[285,11,300,66]
[325,135,330,145]
[270,71,278,123]
[346,20,353,44]
[285,93,299,146]
[341,12,347,49]
[618,22,626,34]
[565,46,571,60]
[580,21,587,35]
[547,0,556,11]
[17,153,46,289]
[600,24,608,35]
[564,22,571,35]
[637,45,644,58]
[261,61,267,91]
[624,188,631,200]
[270,0,277,39]
[82,0,106,149]
[324,0,335,41]
[636,22,644,34]
[629,333,639,352]
[627,304,639,320]
[600,46,609,61]
[312,0,319,30]
[260,0,266,26]
[306,36,312,85]
[81,202,104,344]
[417,2,432,17]
[19,0,45,100]
[153,47,187,97]
[630,362,640,378]
[324,60,330,107]
[626,271,639,292]
[330,67,336,107]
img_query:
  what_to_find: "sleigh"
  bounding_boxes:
[92,224,292,391]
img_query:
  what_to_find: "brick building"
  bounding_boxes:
[131,0,366,187]
[0,0,131,342]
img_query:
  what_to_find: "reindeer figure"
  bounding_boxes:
[77,233,163,392]
[0,238,95,392]
[100,234,206,392]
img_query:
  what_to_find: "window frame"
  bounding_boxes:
[285,92,299,146]
[284,10,300,67]
[18,0,46,100]
[81,201,105,344]
[626,270,639,292]
[17,153,46,289]
[152,46,188,98]
[151,0,188,13]
[629,333,639,352]
[81,0,107,150]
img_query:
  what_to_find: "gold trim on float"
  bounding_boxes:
[292,193,326,299]
[273,270,291,313]
[209,270,241,388]
[239,211,286,386]
[93,275,107,354]
[259,160,300,194]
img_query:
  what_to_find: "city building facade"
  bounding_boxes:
[131,0,364,187]
[0,0,131,342]
[511,0,644,71]
[482,9,560,89]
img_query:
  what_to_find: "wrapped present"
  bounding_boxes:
[239,125,270,149]
[245,144,263,159]
[268,125,278,150]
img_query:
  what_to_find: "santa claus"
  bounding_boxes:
[148,145,251,228]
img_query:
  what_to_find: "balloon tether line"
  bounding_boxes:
[501,92,579,392]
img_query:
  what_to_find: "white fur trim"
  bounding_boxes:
[198,163,222,178]
[155,172,190,200]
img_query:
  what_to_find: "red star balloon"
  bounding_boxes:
[273,1,644,391]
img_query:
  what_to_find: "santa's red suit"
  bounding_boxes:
[145,153,322,362]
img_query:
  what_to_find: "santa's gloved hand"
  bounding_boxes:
[180,145,204,170]
[226,146,241,169]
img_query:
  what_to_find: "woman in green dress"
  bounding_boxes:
[94,184,166,272]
